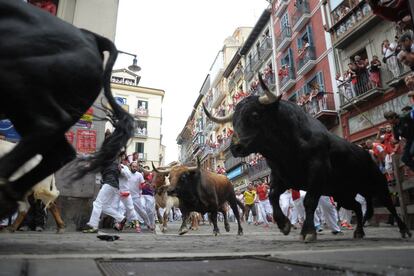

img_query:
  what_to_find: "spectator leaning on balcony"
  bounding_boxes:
[382,38,402,78]
[384,110,414,172]
[347,62,358,96]
[369,55,382,87]
[397,32,414,70]
[278,65,289,80]
[354,55,370,93]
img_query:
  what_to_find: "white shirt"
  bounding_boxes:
[119,165,145,197]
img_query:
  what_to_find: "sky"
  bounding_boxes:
[114,0,270,164]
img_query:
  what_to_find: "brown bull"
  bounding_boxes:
[158,163,244,236]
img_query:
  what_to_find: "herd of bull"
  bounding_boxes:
[0,0,412,243]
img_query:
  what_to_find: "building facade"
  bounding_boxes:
[272,0,339,134]
[111,69,165,167]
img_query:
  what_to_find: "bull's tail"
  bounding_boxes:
[74,32,134,178]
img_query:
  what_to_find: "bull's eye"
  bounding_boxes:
[251,111,260,120]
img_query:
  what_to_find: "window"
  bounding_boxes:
[305,72,325,93]
[115,96,127,105]
[134,120,148,136]
[135,142,144,154]
[137,100,148,109]
[28,0,59,16]
[280,12,289,29]
[350,48,368,62]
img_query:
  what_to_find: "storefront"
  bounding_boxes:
[227,165,249,191]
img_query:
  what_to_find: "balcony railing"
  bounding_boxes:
[279,66,296,92]
[259,37,273,60]
[244,62,254,81]
[297,46,316,76]
[276,26,292,52]
[300,91,336,117]
[248,158,271,181]
[292,0,311,32]
[339,68,394,109]
[211,88,226,109]
[274,0,289,17]
[225,155,245,171]
[330,1,378,49]
[135,107,148,117]
[134,128,148,138]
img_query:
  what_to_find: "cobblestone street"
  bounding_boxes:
[1,222,414,275]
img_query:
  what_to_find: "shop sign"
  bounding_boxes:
[76,129,96,154]
[349,94,409,134]
[227,165,243,180]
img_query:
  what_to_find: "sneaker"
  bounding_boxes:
[341,222,353,230]
[19,226,30,232]
[315,224,323,232]
[114,218,127,231]
[35,226,44,232]
[332,230,344,235]
[82,225,98,233]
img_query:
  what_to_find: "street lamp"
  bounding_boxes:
[118,50,141,72]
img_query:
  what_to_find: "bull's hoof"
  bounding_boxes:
[225,224,230,232]
[190,226,198,231]
[299,234,305,241]
[401,228,412,239]
[161,226,167,233]
[238,229,243,236]
[353,230,365,239]
[304,233,317,243]
[0,226,14,233]
[280,223,291,235]
[213,229,220,236]
[179,228,188,235]
[56,228,65,234]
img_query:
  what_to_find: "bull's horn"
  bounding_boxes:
[187,157,200,172]
[152,162,171,174]
[258,73,282,104]
[202,103,233,124]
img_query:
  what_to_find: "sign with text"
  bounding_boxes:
[349,94,410,134]
[76,107,94,129]
[76,129,96,154]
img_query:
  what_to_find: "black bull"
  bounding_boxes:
[204,74,411,242]
[0,0,133,219]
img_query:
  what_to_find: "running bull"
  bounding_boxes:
[155,161,244,236]
[204,74,411,242]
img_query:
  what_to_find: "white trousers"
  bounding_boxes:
[142,195,156,226]
[314,196,340,232]
[259,199,272,225]
[87,184,125,229]
[132,196,151,226]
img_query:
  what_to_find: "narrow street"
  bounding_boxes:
[1,222,413,275]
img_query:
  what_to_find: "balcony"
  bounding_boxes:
[275,26,292,52]
[234,66,244,83]
[225,155,245,171]
[247,158,271,181]
[297,46,316,76]
[329,1,380,49]
[279,66,296,92]
[274,0,289,17]
[259,37,273,61]
[301,92,338,129]
[244,62,254,81]
[211,88,226,109]
[251,52,262,72]
[292,0,311,32]
[339,68,393,111]
[134,107,148,117]
[134,128,147,138]
[137,152,147,161]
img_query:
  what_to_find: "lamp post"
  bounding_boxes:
[118,50,141,72]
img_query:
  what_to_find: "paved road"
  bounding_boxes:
[0,222,413,275]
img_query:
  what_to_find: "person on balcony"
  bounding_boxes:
[398,32,414,71]
[369,55,382,87]
[297,41,309,59]
[382,38,402,78]
[354,55,370,94]
[278,65,289,81]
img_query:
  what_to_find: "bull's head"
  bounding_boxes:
[203,74,282,157]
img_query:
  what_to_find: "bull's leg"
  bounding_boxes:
[210,211,220,236]
[339,198,365,239]
[219,208,230,232]
[228,196,243,235]
[301,192,321,242]
[49,202,65,234]
[8,210,28,232]
[155,205,163,225]
[268,183,290,235]
[162,208,169,233]
[362,196,374,226]
[379,191,412,238]
[178,210,189,235]
[0,137,75,220]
